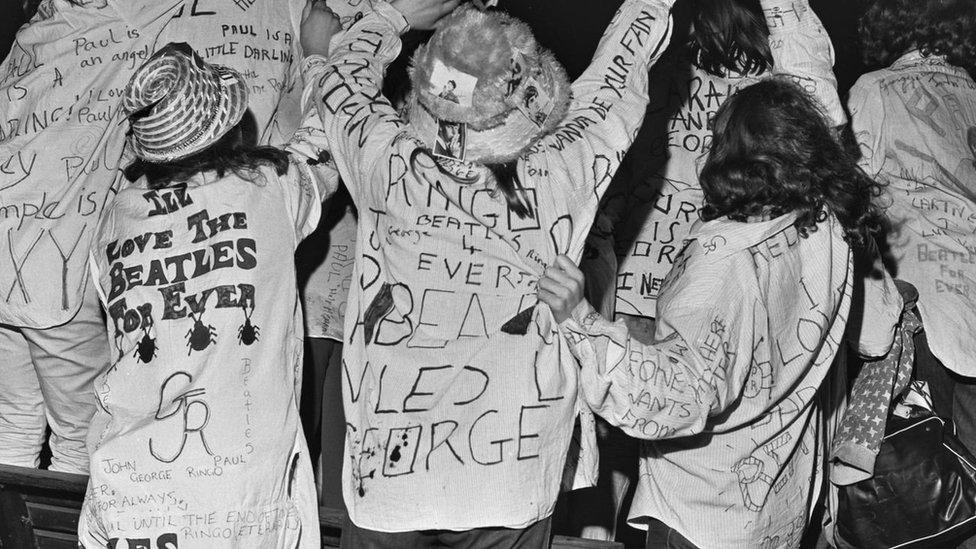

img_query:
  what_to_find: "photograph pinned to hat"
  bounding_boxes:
[428,59,478,108]
[518,76,555,128]
[433,120,468,161]
[122,42,249,163]
[504,50,528,98]
[406,5,571,165]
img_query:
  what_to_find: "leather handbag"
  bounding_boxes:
[835,382,976,549]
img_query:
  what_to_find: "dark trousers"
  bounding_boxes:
[310,338,346,509]
[913,328,976,549]
[340,516,553,549]
[645,519,699,549]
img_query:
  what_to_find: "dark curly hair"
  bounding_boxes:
[699,78,884,248]
[689,0,773,77]
[124,121,291,190]
[859,0,976,78]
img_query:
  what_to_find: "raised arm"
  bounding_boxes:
[527,0,675,246]
[283,104,343,240]
[299,0,458,209]
[299,2,409,209]
[761,0,845,126]
[283,3,345,205]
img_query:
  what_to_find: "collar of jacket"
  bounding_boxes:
[683,211,800,260]
[892,49,948,68]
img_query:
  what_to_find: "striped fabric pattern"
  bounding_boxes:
[123,42,248,162]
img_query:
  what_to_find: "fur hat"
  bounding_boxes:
[406,6,571,164]
[123,42,248,163]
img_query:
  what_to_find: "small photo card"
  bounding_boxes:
[433,120,467,161]
[518,76,555,128]
[429,59,478,108]
[504,50,528,98]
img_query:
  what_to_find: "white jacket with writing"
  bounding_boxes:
[849,51,976,377]
[0,0,306,328]
[307,0,674,531]
[610,0,844,318]
[562,213,899,548]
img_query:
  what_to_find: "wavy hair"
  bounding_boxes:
[860,0,976,78]
[689,0,773,77]
[123,122,291,189]
[699,78,884,247]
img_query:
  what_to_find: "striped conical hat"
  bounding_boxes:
[123,42,248,163]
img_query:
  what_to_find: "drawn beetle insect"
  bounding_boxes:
[186,310,217,354]
[133,316,157,364]
[238,301,260,346]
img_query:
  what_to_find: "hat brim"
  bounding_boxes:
[407,51,571,164]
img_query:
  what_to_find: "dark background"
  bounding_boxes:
[2,0,866,93]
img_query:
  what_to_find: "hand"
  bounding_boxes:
[301,0,342,58]
[538,255,586,324]
[389,0,461,30]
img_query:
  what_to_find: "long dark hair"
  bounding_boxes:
[486,160,534,219]
[689,0,772,77]
[699,78,884,247]
[124,122,290,189]
[408,149,535,219]
[860,0,976,78]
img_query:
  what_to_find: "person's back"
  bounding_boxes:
[158,0,307,145]
[851,57,976,202]
[0,0,310,475]
[849,11,976,547]
[305,1,675,543]
[77,39,341,548]
[613,80,862,548]
[610,0,845,324]
[848,0,976,389]
[637,194,849,548]
[84,165,321,546]
[540,79,900,548]
[0,0,192,475]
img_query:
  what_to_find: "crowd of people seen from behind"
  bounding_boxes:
[1,0,975,547]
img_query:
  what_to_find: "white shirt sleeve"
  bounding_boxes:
[762,0,846,126]
[560,249,758,439]
[526,0,676,259]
